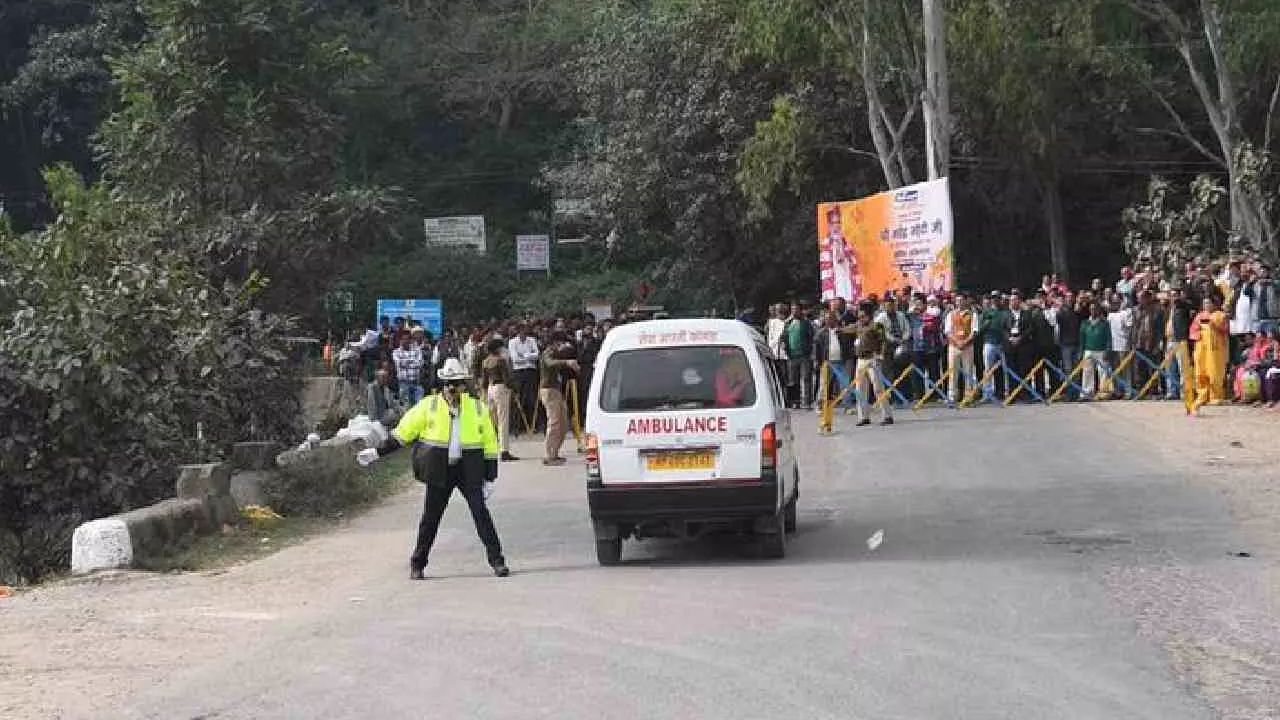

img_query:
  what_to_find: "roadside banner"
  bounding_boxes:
[817,178,954,302]
[376,299,444,337]
[516,234,551,271]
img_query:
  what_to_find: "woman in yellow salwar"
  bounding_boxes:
[1190,297,1230,412]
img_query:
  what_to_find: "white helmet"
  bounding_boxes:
[437,358,470,382]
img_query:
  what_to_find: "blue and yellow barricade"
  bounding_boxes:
[1004,358,1048,406]
[1106,351,1138,399]
[874,364,915,410]
[1044,358,1085,404]
[1132,350,1169,400]
[962,359,1004,408]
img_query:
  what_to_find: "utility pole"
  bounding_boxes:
[922,0,950,180]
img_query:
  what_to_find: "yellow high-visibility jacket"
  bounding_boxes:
[393,392,499,488]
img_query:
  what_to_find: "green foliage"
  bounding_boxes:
[0,167,301,585]
[1123,175,1232,279]
[0,0,141,230]
[96,0,396,317]
[345,247,519,329]
[261,451,410,518]
[509,270,641,318]
[738,95,812,221]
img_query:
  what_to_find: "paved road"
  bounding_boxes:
[4,405,1275,719]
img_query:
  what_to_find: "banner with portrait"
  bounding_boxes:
[817,178,954,303]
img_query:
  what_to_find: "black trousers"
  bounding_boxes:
[1012,342,1041,399]
[411,464,504,569]
[512,368,538,435]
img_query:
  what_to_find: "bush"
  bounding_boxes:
[261,450,410,518]
[0,168,302,585]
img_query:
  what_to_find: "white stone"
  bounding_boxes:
[70,517,133,574]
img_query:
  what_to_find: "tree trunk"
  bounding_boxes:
[1039,170,1070,280]
[922,0,949,180]
[862,10,903,189]
[497,93,514,140]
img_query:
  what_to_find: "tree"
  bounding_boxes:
[0,167,301,584]
[950,0,1115,279]
[0,1,141,230]
[96,0,394,319]
[1123,0,1280,255]
[735,0,938,191]
[549,0,816,311]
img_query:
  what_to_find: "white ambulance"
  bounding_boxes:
[584,319,799,564]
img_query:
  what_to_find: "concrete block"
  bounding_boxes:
[71,518,133,574]
[231,442,280,471]
[275,447,309,469]
[118,498,212,558]
[230,470,272,509]
[319,435,365,451]
[176,463,232,500]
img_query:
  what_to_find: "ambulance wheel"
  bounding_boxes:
[759,515,787,559]
[784,497,797,534]
[595,538,622,566]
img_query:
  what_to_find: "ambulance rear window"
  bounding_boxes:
[599,346,757,411]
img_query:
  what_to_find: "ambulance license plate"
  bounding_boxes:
[646,450,716,471]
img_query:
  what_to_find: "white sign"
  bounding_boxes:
[516,234,550,271]
[584,299,613,321]
[424,216,486,251]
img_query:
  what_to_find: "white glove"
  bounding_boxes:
[483,481,495,500]
[356,448,379,467]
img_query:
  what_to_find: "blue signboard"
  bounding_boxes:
[376,299,444,338]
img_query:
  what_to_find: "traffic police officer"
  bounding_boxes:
[360,358,510,579]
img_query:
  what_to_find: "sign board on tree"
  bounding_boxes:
[424,216,486,251]
[516,234,551,271]
[376,299,444,338]
[584,298,613,321]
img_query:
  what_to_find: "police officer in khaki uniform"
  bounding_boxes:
[359,358,509,580]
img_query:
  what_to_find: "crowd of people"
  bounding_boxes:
[329,315,615,467]
[327,256,1278,453]
[764,258,1280,420]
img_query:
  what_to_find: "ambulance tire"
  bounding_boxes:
[595,538,622,566]
[759,514,787,559]
[784,467,799,533]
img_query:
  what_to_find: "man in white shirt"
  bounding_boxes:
[508,324,540,436]
[765,304,789,380]
[1107,298,1135,394]
[392,334,425,405]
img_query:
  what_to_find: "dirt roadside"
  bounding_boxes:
[1087,401,1279,720]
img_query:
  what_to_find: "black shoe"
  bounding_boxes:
[501,451,519,462]
[492,562,511,578]
[409,566,425,581]
[856,419,871,427]
[881,417,895,426]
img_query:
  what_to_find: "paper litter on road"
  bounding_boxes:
[867,529,884,551]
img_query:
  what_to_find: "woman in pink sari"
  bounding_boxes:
[1248,328,1280,407]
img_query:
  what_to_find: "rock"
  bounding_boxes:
[230,470,273,509]
[299,376,365,432]
[71,518,134,574]
[176,463,232,500]
[231,442,281,471]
